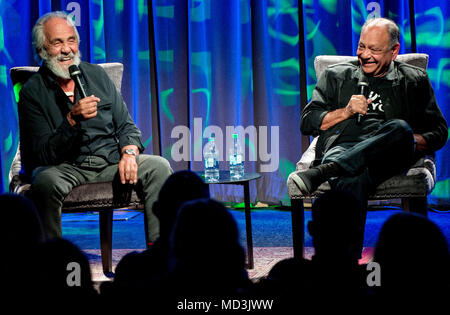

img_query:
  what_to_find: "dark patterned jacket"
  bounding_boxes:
[18,61,144,179]
[300,60,447,165]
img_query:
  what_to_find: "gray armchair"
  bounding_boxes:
[9,63,144,275]
[287,53,436,258]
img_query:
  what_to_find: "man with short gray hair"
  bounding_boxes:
[292,17,447,257]
[18,11,173,244]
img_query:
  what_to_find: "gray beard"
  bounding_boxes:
[44,52,81,79]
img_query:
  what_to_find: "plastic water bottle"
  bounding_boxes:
[229,133,244,180]
[204,134,219,182]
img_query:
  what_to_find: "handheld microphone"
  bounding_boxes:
[356,78,369,125]
[69,65,87,99]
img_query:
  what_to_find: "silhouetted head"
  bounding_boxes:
[0,193,45,295]
[374,212,450,292]
[169,198,247,293]
[153,171,210,240]
[34,238,96,298]
[0,193,44,252]
[308,189,363,261]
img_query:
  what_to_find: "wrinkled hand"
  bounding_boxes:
[119,153,138,185]
[67,95,100,125]
[344,95,372,119]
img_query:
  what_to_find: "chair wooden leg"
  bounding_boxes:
[401,197,428,216]
[291,198,304,259]
[99,209,114,275]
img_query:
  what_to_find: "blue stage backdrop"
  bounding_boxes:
[0,0,448,207]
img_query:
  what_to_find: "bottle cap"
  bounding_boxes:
[232,133,238,139]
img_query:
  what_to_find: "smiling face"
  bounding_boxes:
[42,17,80,79]
[357,24,399,77]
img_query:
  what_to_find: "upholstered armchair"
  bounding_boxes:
[287,53,436,258]
[9,63,144,275]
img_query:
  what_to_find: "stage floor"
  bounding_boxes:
[87,246,376,286]
[61,206,449,285]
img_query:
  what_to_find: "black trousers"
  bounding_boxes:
[322,119,415,254]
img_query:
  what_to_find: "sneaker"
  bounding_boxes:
[291,167,324,195]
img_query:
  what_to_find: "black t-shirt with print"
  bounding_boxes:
[335,76,387,145]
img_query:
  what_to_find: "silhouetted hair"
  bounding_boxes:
[0,193,44,251]
[309,189,363,258]
[373,212,450,291]
[169,198,247,295]
[34,238,96,297]
[153,170,210,239]
[170,198,242,266]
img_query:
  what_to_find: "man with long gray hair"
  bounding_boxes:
[18,11,172,244]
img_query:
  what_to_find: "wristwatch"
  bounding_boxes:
[123,148,137,156]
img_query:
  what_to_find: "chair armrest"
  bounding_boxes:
[296,137,318,171]
[9,174,31,194]
[9,146,22,183]
[9,174,22,192]
[423,155,436,183]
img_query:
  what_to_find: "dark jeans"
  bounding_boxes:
[322,119,415,254]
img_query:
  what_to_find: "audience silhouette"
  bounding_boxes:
[167,198,251,297]
[100,170,211,301]
[0,194,45,302]
[3,179,449,311]
[0,193,44,252]
[255,189,369,310]
[0,193,98,309]
[306,189,370,307]
[33,238,98,302]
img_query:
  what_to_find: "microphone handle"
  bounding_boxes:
[74,75,87,99]
[357,113,362,124]
[356,83,367,125]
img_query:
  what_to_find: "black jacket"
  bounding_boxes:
[18,61,144,179]
[300,60,447,164]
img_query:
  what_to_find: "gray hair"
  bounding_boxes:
[362,17,400,49]
[32,11,80,60]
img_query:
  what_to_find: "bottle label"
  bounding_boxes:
[230,155,242,165]
[205,157,215,168]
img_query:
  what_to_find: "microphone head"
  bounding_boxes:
[68,65,81,78]
[357,77,369,97]
[357,81,368,88]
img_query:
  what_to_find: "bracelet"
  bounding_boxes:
[67,112,76,126]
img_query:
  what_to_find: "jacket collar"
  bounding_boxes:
[383,61,397,81]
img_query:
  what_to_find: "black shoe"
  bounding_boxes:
[291,162,342,195]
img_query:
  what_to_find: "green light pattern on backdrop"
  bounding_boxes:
[13,83,22,103]
[160,88,174,124]
[4,131,12,153]
[0,0,448,205]
[115,0,124,14]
